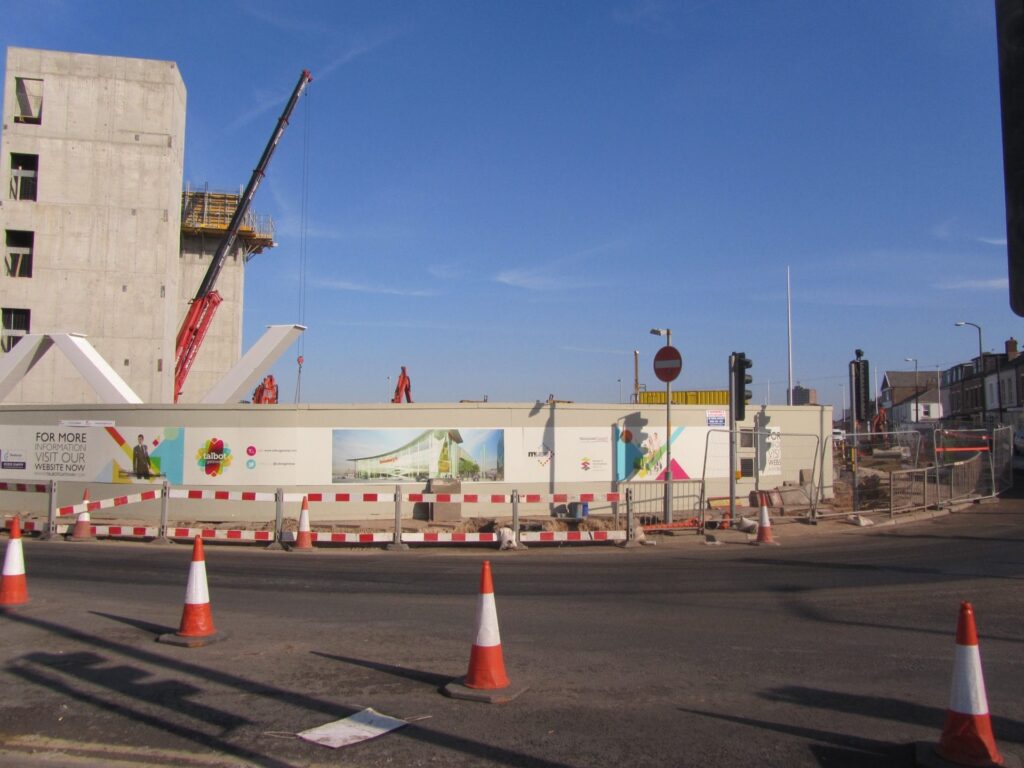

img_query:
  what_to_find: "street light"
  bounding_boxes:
[955,321,985,421]
[904,357,919,423]
[650,328,672,524]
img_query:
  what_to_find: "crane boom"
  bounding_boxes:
[174,69,312,402]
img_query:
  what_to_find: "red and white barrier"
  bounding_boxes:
[57,488,161,517]
[279,491,622,505]
[169,489,276,502]
[167,527,275,542]
[520,530,626,543]
[0,482,48,493]
[2,484,630,548]
[402,532,499,544]
[282,492,396,504]
[280,530,392,544]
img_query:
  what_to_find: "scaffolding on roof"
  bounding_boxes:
[180,183,275,257]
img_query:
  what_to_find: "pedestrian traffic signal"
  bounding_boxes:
[731,352,753,422]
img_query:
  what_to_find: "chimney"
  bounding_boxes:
[1007,337,1019,362]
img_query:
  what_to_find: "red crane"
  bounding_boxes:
[174,70,312,402]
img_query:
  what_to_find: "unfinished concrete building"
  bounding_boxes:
[0,47,267,404]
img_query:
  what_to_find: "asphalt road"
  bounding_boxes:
[2,503,1024,767]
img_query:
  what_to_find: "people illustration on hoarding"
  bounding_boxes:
[133,434,152,479]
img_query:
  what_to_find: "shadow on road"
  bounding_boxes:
[310,650,453,689]
[783,597,1024,645]
[761,685,1024,743]
[90,610,175,637]
[2,611,576,768]
[678,706,911,766]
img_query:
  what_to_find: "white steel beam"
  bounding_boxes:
[50,333,143,404]
[0,334,54,401]
[200,324,305,404]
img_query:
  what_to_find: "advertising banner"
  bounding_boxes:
[331,428,504,484]
[615,426,730,482]
[0,425,185,484]
[182,427,328,486]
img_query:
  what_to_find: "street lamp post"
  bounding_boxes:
[955,321,985,421]
[904,357,919,423]
[650,328,672,524]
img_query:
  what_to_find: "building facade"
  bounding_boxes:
[1,48,259,405]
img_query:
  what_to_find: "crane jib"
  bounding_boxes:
[174,69,312,401]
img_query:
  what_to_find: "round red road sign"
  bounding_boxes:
[653,345,682,383]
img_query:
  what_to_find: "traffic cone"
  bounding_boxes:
[157,536,226,647]
[293,496,313,551]
[70,513,94,541]
[932,602,1005,767]
[753,492,778,545]
[0,517,28,607]
[70,488,94,541]
[443,560,527,703]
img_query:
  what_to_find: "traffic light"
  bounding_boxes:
[849,355,871,423]
[730,352,752,422]
[995,0,1024,315]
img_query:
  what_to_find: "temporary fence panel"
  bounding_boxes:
[617,479,703,525]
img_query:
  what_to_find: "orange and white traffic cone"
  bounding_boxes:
[158,536,226,647]
[70,488,94,541]
[0,517,29,608]
[443,560,527,703]
[928,602,1006,767]
[70,513,94,541]
[293,496,313,551]
[753,492,778,546]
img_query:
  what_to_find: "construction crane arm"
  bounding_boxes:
[174,69,312,402]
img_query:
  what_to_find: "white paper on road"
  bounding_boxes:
[297,708,407,749]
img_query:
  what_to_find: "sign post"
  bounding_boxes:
[653,341,682,524]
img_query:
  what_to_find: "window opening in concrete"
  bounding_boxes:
[9,154,38,201]
[4,231,33,278]
[13,78,42,124]
[1,308,30,352]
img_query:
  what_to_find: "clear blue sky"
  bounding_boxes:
[4,1,1018,411]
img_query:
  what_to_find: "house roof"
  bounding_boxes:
[882,371,940,390]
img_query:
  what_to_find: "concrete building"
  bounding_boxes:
[791,385,817,405]
[1,47,264,405]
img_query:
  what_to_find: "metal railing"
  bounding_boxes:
[617,478,704,525]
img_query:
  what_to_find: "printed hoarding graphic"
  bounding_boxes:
[105,427,184,485]
[195,437,233,478]
[0,449,27,471]
[331,428,505,484]
[762,427,782,476]
[615,426,730,482]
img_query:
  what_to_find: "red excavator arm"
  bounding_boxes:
[392,366,413,403]
[252,374,278,404]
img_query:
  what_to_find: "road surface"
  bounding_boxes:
[2,503,1023,767]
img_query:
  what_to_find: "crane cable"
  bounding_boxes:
[295,84,311,403]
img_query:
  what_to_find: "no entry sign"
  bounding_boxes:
[653,345,682,383]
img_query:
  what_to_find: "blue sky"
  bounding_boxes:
[3,1,1018,411]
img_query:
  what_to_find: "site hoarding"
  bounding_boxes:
[0,421,782,486]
